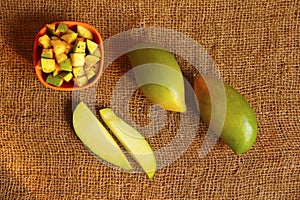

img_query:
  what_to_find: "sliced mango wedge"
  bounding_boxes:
[72,102,132,170]
[100,108,156,179]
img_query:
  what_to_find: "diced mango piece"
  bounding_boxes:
[55,23,68,35]
[85,65,96,80]
[38,34,51,48]
[73,66,86,78]
[60,32,78,44]
[73,41,86,53]
[74,76,88,87]
[70,53,85,67]
[51,39,66,55]
[63,41,72,54]
[59,71,73,82]
[41,48,53,59]
[46,24,56,36]
[86,39,98,54]
[53,64,62,76]
[85,55,100,67]
[55,53,68,64]
[59,58,72,72]
[41,58,56,73]
[77,25,93,40]
[93,47,101,58]
[46,74,63,87]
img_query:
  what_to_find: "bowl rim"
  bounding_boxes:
[33,21,104,91]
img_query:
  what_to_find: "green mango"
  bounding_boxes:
[194,75,257,155]
[127,43,186,112]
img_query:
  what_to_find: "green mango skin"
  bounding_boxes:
[127,43,186,112]
[194,75,257,155]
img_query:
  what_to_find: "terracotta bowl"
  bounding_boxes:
[33,21,104,91]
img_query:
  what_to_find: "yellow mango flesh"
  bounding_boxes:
[100,108,156,179]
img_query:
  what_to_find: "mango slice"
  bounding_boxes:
[72,102,132,170]
[127,43,186,112]
[194,75,257,155]
[100,108,156,179]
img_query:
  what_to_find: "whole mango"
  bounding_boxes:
[127,43,186,112]
[194,75,257,155]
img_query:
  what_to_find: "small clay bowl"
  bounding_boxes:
[33,21,104,91]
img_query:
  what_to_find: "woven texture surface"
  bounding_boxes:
[0,0,299,199]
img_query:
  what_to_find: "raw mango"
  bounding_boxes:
[85,55,100,67]
[46,74,63,87]
[59,72,73,82]
[73,66,86,78]
[51,39,66,55]
[63,42,72,54]
[93,47,101,58]
[55,53,68,64]
[73,41,86,53]
[100,108,156,179]
[38,34,51,48]
[38,23,101,88]
[53,64,61,76]
[41,58,56,73]
[61,32,78,44]
[41,49,53,59]
[86,39,98,54]
[72,102,132,170]
[127,43,186,112]
[70,53,85,67]
[59,58,72,72]
[55,23,68,35]
[194,75,257,155]
[77,25,93,40]
[46,24,56,36]
[85,66,96,80]
[74,76,88,87]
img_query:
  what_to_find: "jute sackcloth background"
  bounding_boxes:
[0,0,299,199]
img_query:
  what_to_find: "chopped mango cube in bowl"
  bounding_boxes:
[33,21,103,91]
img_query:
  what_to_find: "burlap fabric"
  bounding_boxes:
[0,0,299,199]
